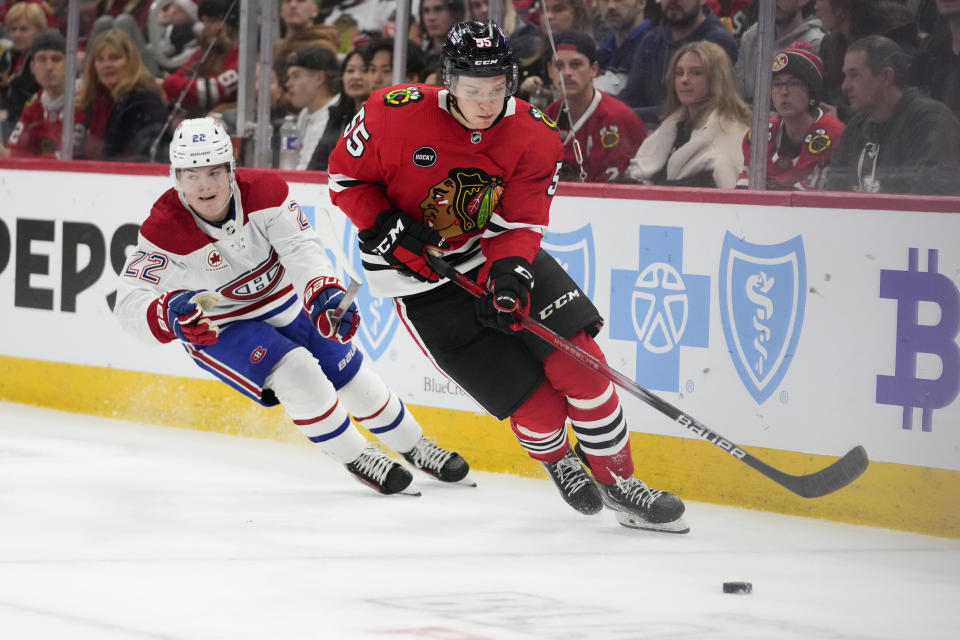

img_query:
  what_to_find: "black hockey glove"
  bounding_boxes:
[476,257,535,333]
[357,208,449,283]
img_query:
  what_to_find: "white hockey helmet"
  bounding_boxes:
[169,117,235,190]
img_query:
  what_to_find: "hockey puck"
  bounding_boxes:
[722,581,752,594]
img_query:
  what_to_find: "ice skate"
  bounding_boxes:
[402,437,475,486]
[574,443,688,533]
[597,473,689,534]
[542,447,604,515]
[346,443,420,496]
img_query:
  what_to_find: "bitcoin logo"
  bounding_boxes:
[876,248,960,431]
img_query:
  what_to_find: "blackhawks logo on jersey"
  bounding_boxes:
[805,128,832,155]
[599,124,621,149]
[419,168,504,238]
[383,86,424,107]
[528,106,558,130]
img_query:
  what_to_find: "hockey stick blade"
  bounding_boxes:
[425,253,869,499]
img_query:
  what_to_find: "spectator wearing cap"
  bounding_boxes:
[737,45,844,189]
[911,0,960,123]
[593,0,652,98]
[285,45,341,170]
[618,0,738,126]
[543,30,647,183]
[736,0,824,103]
[627,40,751,188]
[1,29,67,157]
[825,34,960,194]
[162,0,239,116]
[1,1,47,138]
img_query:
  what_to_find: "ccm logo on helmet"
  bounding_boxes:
[412,146,437,167]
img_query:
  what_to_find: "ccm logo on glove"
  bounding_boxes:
[358,208,449,283]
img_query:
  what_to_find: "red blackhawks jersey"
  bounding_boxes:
[544,89,647,183]
[162,47,240,113]
[6,90,64,157]
[737,110,845,190]
[115,169,336,345]
[327,83,564,298]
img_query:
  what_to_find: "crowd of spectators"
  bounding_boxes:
[0,0,958,195]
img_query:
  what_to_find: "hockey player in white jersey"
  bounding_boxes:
[115,117,470,495]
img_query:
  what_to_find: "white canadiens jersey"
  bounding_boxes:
[115,169,336,344]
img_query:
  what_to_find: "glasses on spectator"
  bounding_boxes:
[772,78,806,93]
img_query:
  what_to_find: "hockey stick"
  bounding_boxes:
[426,253,869,499]
[328,278,362,331]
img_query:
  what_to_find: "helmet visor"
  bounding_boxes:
[445,68,517,100]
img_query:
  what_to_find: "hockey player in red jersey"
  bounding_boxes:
[544,30,647,183]
[736,45,844,190]
[115,117,471,495]
[328,21,688,533]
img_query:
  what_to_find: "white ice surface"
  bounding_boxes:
[1,401,958,640]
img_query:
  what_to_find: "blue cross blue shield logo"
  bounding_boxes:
[610,226,709,392]
[542,225,595,298]
[718,232,806,404]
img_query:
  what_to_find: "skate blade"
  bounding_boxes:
[614,511,690,534]
[450,472,477,487]
[399,482,422,496]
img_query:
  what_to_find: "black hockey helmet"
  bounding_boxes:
[442,21,519,97]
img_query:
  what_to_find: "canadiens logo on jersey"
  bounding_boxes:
[419,168,503,238]
[599,124,621,149]
[528,107,558,130]
[250,346,267,363]
[383,86,424,107]
[220,250,285,300]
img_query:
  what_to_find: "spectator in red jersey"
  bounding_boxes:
[543,30,647,182]
[1,2,47,139]
[162,0,238,116]
[74,28,168,161]
[737,45,844,189]
[1,29,66,157]
[627,40,751,188]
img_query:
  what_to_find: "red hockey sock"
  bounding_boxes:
[509,378,569,463]
[543,330,635,484]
